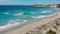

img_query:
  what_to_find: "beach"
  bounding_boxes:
[0,5,57,34]
[0,11,59,34]
[0,11,60,34]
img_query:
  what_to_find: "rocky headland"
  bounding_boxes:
[32,4,60,8]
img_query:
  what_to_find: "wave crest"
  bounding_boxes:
[32,13,56,19]
[4,12,9,14]
[0,19,28,31]
[41,10,53,13]
[13,12,24,16]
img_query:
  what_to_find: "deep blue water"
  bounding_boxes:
[0,5,56,29]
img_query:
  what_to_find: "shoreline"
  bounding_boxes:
[0,14,57,34]
[0,12,56,31]
[0,11,60,34]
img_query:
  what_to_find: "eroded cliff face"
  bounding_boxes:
[32,4,60,8]
[50,4,60,8]
[32,4,48,7]
[50,4,57,8]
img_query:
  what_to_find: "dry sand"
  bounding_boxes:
[1,11,60,34]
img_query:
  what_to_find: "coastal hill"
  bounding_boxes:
[32,4,49,7]
[32,4,60,8]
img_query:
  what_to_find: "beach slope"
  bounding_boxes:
[2,11,60,34]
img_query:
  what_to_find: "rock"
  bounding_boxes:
[32,4,60,8]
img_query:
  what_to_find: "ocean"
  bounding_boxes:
[0,5,56,30]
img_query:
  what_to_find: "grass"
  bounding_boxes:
[46,30,56,34]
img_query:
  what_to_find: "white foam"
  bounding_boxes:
[23,20,28,23]
[32,13,56,19]
[46,13,56,17]
[0,19,29,31]
[4,12,9,14]
[13,12,24,16]
[41,10,52,13]
[0,19,20,31]
[32,16,46,19]
[0,23,19,31]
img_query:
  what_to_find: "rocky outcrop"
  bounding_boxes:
[32,4,49,7]
[32,4,60,8]
[49,4,60,8]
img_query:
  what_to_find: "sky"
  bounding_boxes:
[0,0,60,5]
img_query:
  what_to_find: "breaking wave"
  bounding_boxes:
[32,13,56,19]
[0,19,28,31]
[13,12,24,16]
[4,12,9,14]
[41,10,53,13]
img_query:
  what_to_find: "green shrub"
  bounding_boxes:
[46,30,56,34]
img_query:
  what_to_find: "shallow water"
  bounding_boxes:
[0,5,56,29]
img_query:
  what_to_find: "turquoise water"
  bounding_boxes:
[0,5,56,29]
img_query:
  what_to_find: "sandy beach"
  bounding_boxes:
[0,11,60,34]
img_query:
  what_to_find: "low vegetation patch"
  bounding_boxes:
[46,30,56,34]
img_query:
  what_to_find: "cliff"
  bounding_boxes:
[32,4,49,7]
[49,4,60,8]
[32,4,60,8]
